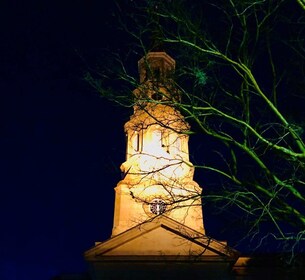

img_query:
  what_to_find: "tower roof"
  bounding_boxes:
[138,52,175,83]
[134,52,180,102]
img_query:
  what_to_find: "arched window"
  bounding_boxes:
[132,131,142,152]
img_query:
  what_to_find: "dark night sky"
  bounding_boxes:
[2,1,304,279]
[1,1,131,279]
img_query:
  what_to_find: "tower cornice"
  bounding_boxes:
[138,52,175,84]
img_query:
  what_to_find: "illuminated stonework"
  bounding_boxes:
[111,52,205,236]
[85,53,239,278]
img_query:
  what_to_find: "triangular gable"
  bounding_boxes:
[85,216,238,261]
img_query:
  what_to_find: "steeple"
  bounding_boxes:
[134,52,180,102]
[84,52,239,279]
[138,52,175,84]
[111,52,204,236]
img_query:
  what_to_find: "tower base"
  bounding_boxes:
[85,216,239,280]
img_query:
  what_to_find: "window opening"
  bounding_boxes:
[151,92,163,101]
[153,68,161,80]
[136,133,140,151]
[134,131,142,152]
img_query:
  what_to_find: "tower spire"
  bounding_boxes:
[135,52,180,102]
[111,51,204,236]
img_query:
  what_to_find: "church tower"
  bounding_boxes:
[85,52,239,280]
[111,52,204,236]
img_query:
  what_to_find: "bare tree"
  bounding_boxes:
[85,0,305,263]
[298,0,305,10]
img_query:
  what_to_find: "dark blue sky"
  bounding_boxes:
[0,1,131,279]
[2,1,304,279]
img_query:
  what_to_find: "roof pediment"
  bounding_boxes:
[85,216,238,262]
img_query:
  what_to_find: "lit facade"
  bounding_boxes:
[85,52,239,280]
[112,52,204,236]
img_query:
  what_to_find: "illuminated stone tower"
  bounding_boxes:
[111,52,204,236]
[85,52,238,280]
